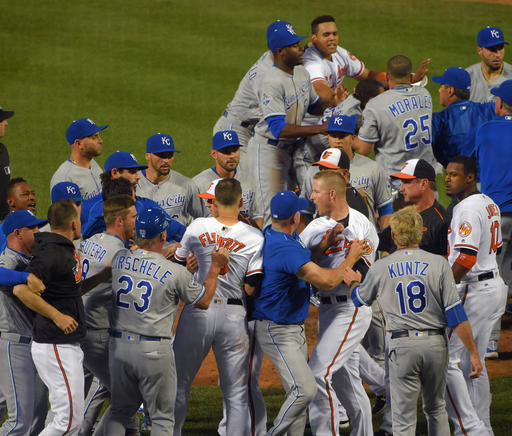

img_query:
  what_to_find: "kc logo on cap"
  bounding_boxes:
[286,23,296,35]
[223,131,233,141]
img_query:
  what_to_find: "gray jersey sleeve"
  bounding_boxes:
[169,266,206,306]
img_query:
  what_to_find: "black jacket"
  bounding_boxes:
[27,232,86,343]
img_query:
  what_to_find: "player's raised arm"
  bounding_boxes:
[194,247,230,310]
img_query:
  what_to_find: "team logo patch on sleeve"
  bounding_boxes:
[458,222,472,237]
[262,95,271,106]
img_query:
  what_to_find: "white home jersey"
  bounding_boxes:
[175,218,263,300]
[448,193,502,279]
[50,159,102,200]
[358,85,436,177]
[136,169,203,225]
[111,248,205,338]
[300,209,378,297]
[80,232,125,330]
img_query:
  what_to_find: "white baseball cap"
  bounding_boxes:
[391,159,436,182]
[313,148,350,170]
[197,178,223,200]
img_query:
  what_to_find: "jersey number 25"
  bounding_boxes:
[402,115,431,150]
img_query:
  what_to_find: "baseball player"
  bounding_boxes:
[345,205,482,436]
[444,155,507,435]
[0,106,14,220]
[353,55,437,194]
[379,159,449,256]
[302,170,378,436]
[13,200,87,435]
[193,130,263,228]
[172,179,264,435]
[466,26,512,103]
[0,177,39,253]
[99,207,228,435]
[51,118,107,200]
[213,51,273,173]
[252,190,367,435]
[431,67,497,167]
[247,20,333,227]
[136,133,203,225]
[79,195,138,435]
[301,115,393,230]
[475,80,512,358]
[0,210,48,435]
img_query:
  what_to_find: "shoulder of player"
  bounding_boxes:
[422,201,447,222]
[303,215,335,234]
[503,61,512,74]
[465,63,480,74]
[303,44,322,64]
[192,168,216,188]
[0,249,24,269]
[348,207,374,230]
[169,169,193,184]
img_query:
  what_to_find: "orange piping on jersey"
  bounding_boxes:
[246,269,263,276]
[354,62,365,78]
[323,307,359,435]
[53,344,74,434]
[446,385,469,436]
[433,207,444,220]
[311,77,327,83]
[453,243,479,252]
[174,253,186,262]
[248,330,258,436]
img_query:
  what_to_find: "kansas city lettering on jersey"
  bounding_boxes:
[283,79,311,110]
[387,261,429,278]
[198,232,246,252]
[112,255,171,285]
[157,193,186,209]
[80,239,107,263]
[387,95,432,118]
[350,175,370,190]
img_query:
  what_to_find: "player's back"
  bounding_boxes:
[448,193,502,278]
[175,217,263,300]
[368,248,456,331]
[80,232,125,330]
[359,85,435,176]
[111,248,202,338]
[227,51,273,123]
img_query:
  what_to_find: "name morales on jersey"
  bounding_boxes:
[387,261,429,278]
[113,255,171,285]
[388,95,432,118]
[198,232,246,252]
[80,239,108,262]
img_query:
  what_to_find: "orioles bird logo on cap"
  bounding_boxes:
[322,150,333,159]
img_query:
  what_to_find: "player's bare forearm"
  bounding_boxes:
[80,267,112,295]
[310,223,344,262]
[453,320,482,378]
[27,273,45,295]
[378,214,392,230]
[451,262,470,283]
[278,123,327,139]
[351,137,374,156]
[411,58,431,83]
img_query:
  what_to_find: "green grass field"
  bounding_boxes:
[2,0,511,214]
[2,0,512,433]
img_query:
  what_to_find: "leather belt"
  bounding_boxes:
[267,138,278,146]
[213,298,243,306]
[477,271,496,281]
[0,331,32,344]
[222,110,251,128]
[320,295,348,304]
[111,330,161,342]
[391,328,445,339]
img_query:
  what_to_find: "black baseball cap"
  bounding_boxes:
[391,159,436,182]
[0,107,14,122]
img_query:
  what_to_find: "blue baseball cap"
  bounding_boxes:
[3,210,47,236]
[477,26,508,48]
[135,208,169,239]
[51,181,83,204]
[491,80,512,106]
[432,67,471,91]
[326,115,358,135]
[66,118,108,145]
[270,191,309,220]
[104,151,148,172]
[212,130,241,150]
[146,133,180,154]
[267,21,307,52]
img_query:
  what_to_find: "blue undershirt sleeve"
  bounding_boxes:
[265,115,287,139]
[377,202,394,216]
[445,302,468,327]
[0,268,29,286]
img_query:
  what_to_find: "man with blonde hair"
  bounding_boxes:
[345,206,482,436]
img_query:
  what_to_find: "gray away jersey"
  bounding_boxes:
[80,232,125,330]
[254,65,319,145]
[50,159,103,200]
[0,248,34,336]
[355,248,461,332]
[192,167,263,220]
[110,248,205,338]
[466,62,512,103]
[136,169,203,225]
[358,86,436,176]
[226,51,274,124]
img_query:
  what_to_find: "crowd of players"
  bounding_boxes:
[0,13,511,436]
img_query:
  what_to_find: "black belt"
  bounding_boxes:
[222,110,251,128]
[227,298,243,306]
[111,331,161,342]
[320,295,348,304]
[391,328,445,339]
[267,138,278,146]
[477,271,495,281]
[274,321,305,326]
[0,331,32,344]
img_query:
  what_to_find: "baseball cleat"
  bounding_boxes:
[339,419,350,429]
[372,395,387,414]
[485,340,498,359]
